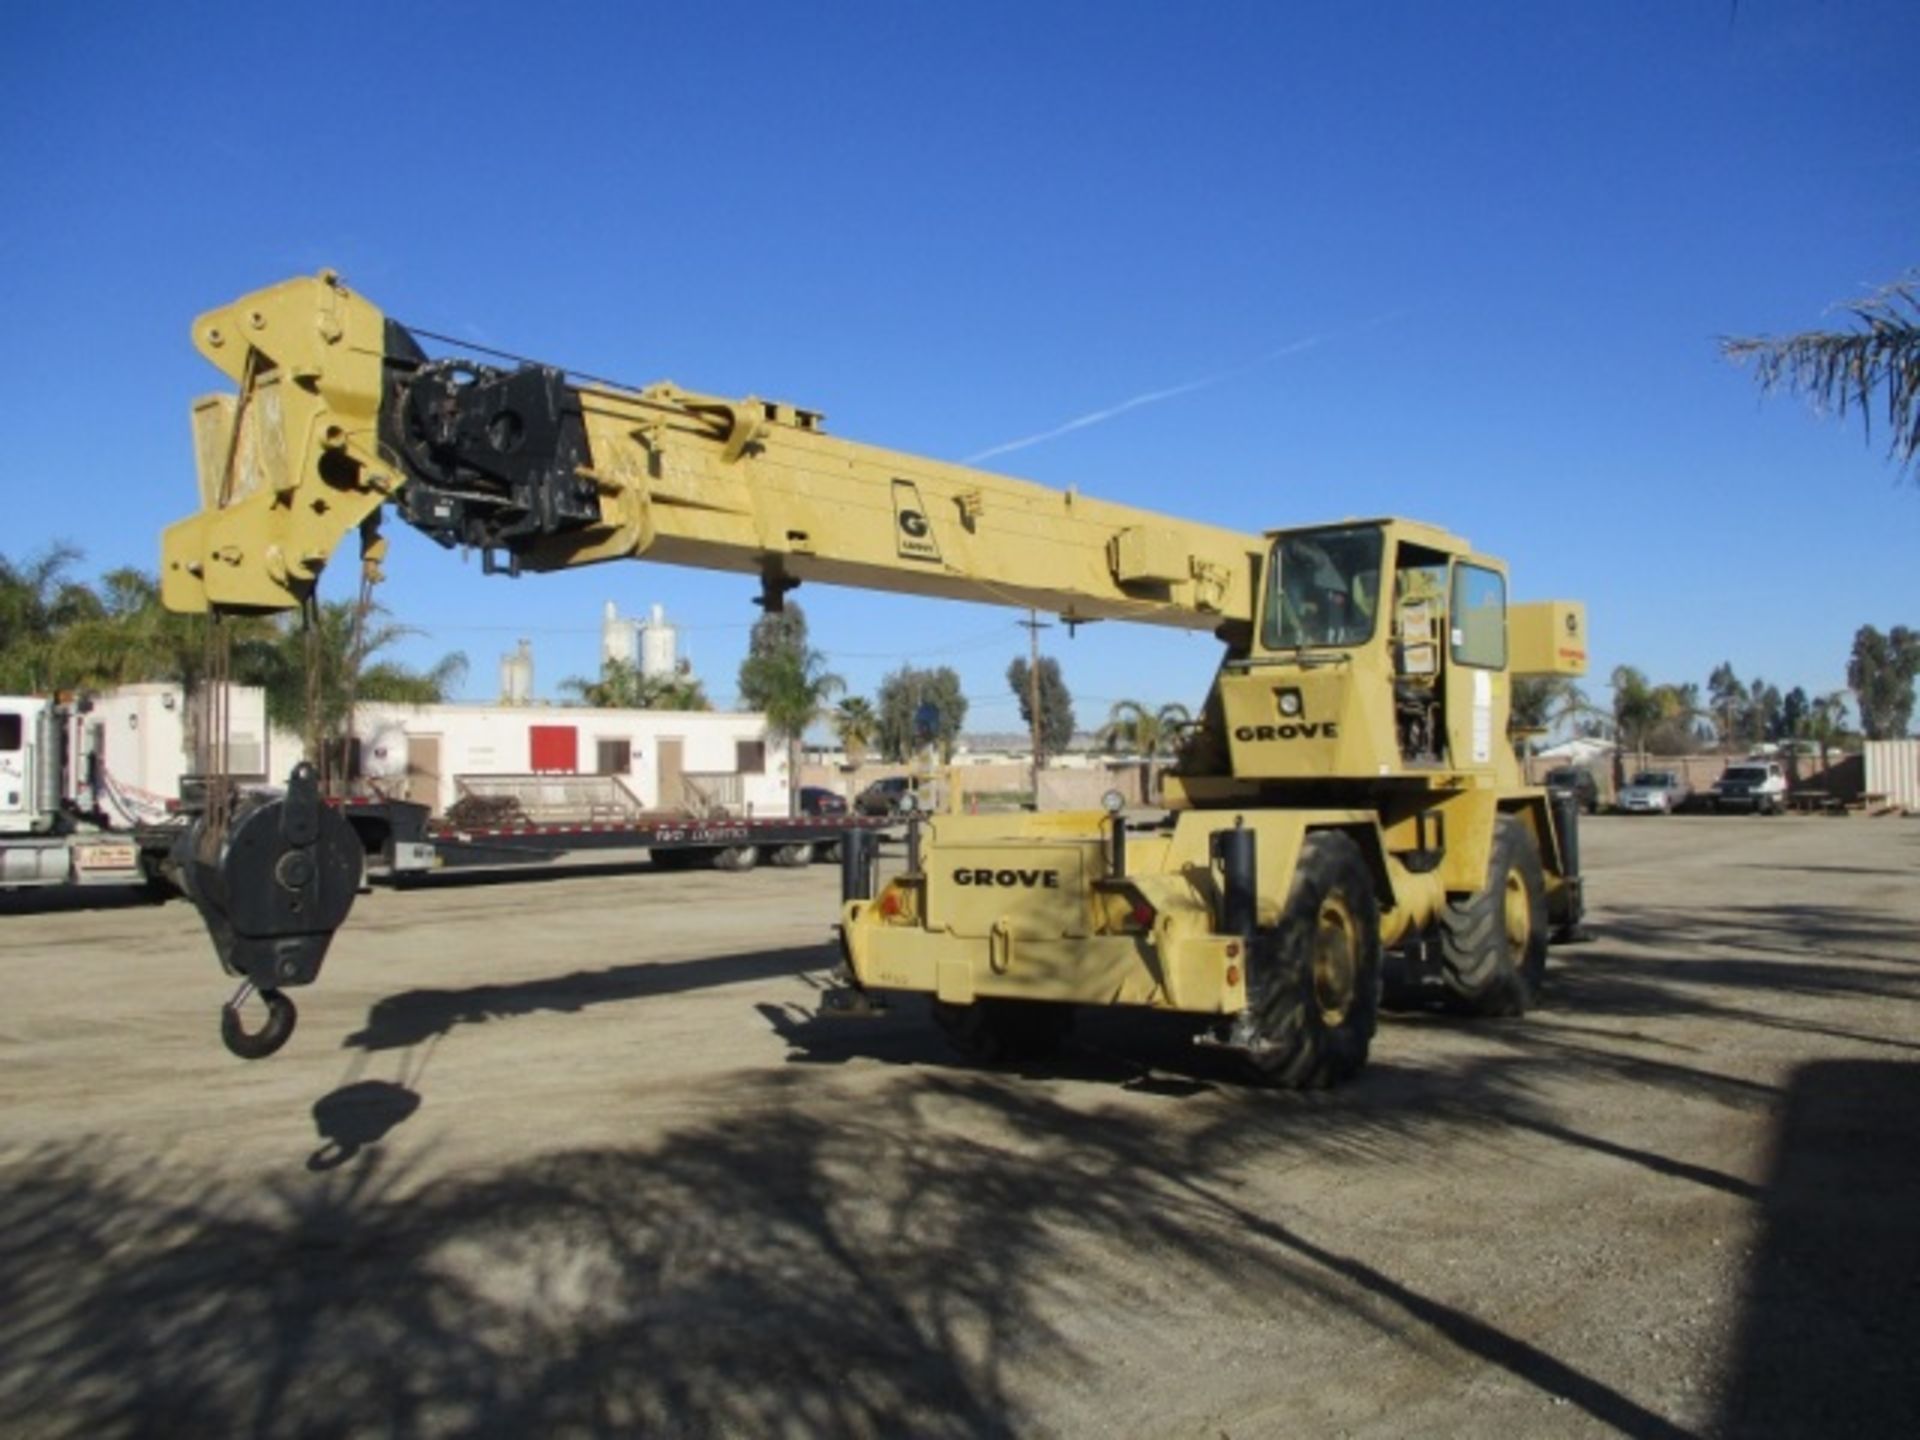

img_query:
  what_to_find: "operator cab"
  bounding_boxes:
[1219,518,1511,782]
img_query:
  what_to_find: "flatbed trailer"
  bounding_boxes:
[333,798,887,881]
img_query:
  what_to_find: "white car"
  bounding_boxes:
[1713,761,1789,815]
[1618,770,1690,814]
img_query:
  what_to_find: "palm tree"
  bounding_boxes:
[1706,662,1744,751]
[48,567,252,696]
[1608,666,1662,759]
[832,696,878,768]
[1100,699,1193,802]
[1509,677,1592,746]
[562,658,709,711]
[233,600,466,754]
[1721,272,1920,480]
[738,645,844,814]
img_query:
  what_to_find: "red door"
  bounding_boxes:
[529,724,579,773]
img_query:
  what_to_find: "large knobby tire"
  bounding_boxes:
[1238,831,1382,1089]
[931,998,1075,1065]
[1440,814,1548,1017]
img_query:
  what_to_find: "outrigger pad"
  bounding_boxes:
[176,763,361,993]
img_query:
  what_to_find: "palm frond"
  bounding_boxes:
[1721,272,1920,474]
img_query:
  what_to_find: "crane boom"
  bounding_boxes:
[162,271,1261,629]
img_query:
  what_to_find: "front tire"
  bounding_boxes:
[1440,815,1548,1016]
[1234,831,1382,1088]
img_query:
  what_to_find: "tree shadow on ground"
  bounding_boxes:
[11,888,1897,1434]
[0,1049,1714,1439]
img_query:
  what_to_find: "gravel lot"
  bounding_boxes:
[2,816,1916,1438]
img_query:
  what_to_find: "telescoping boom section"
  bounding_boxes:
[163,272,1263,629]
[163,272,1590,1084]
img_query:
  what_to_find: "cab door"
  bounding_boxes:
[1442,560,1508,774]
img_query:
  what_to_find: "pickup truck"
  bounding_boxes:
[1712,761,1789,815]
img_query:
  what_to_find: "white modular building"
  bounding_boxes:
[351,702,787,818]
[87,683,270,815]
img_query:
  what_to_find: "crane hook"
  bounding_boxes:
[220,980,299,1060]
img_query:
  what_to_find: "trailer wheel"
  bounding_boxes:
[771,843,812,867]
[932,998,1075,1064]
[713,845,760,872]
[1439,815,1547,1016]
[1236,831,1381,1088]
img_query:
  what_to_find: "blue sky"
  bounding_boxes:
[2,2,1914,734]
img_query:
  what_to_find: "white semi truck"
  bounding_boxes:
[0,687,252,891]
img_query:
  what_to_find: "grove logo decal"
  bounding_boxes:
[892,478,942,562]
[954,868,1062,888]
[1235,723,1339,741]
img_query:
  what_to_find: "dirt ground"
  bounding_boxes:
[1,816,1916,1438]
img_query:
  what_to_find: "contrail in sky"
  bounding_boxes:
[963,314,1404,465]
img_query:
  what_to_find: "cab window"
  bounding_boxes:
[0,713,21,751]
[1450,563,1506,668]
[1264,524,1385,649]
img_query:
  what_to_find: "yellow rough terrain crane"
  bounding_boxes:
[163,271,1589,1083]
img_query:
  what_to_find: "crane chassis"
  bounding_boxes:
[161,272,1590,1085]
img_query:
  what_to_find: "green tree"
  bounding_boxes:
[1745,678,1783,746]
[46,567,257,699]
[1707,661,1744,750]
[1806,690,1852,773]
[1099,699,1192,757]
[234,600,467,740]
[737,605,811,700]
[1847,624,1920,739]
[1006,655,1075,760]
[875,665,968,762]
[736,605,843,812]
[1650,681,1713,754]
[1509,677,1592,743]
[1721,272,1920,480]
[1609,666,1663,758]
[831,696,878,767]
[0,543,106,692]
[1780,686,1810,744]
[562,657,710,711]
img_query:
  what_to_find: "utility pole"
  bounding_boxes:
[1019,609,1051,808]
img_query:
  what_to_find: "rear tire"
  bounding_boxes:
[713,844,760,872]
[1440,815,1547,1016]
[1235,831,1382,1088]
[932,998,1075,1064]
